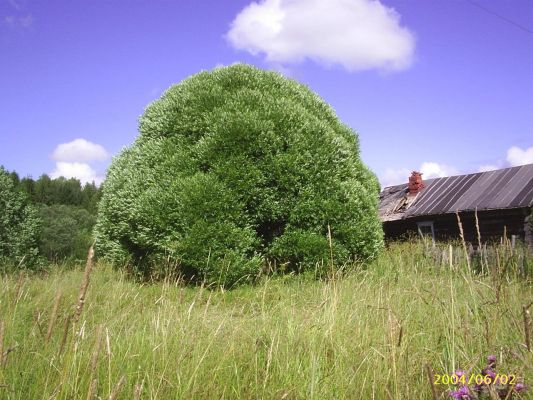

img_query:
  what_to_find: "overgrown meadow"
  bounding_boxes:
[1,241,532,399]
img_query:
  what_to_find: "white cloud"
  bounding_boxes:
[477,164,500,172]
[420,162,459,180]
[50,162,103,185]
[49,138,109,185]
[381,167,410,188]
[506,146,533,167]
[379,145,532,189]
[52,138,109,163]
[227,0,415,72]
[380,162,459,188]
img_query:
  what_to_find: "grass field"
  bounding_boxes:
[1,241,532,399]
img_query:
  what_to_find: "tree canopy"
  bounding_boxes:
[0,167,40,266]
[1,169,102,265]
[95,64,383,285]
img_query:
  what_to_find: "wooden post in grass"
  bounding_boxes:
[449,244,453,270]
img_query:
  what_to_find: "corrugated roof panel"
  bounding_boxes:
[379,163,533,221]
[474,167,518,209]
[510,177,533,207]
[408,177,452,216]
[484,166,524,208]
[439,173,481,213]
[497,166,532,207]
[452,171,492,211]
[421,175,467,215]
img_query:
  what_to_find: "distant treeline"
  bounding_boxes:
[8,171,101,214]
[3,169,102,264]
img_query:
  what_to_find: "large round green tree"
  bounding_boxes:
[95,64,383,285]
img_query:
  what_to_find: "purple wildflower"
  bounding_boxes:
[481,367,495,377]
[448,354,524,400]
[514,383,526,393]
[487,355,497,367]
[449,385,472,399]
[458,386,471,396]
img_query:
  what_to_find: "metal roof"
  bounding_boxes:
[379,164,533,222]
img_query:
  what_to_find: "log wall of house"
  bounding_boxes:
[383,207,532,244]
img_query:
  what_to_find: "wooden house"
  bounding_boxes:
[379,164,533,245]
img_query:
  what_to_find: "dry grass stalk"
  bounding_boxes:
[13,273,24,306]
[1,343,18,368]
[483,318,491,347]
[90,325,104,376]
[109,375,126,400]
[397,325,404,347]
[58,315,71,357]
[474,208,482,247]
[46,292,62,344]
[105,327,111,358]
[456,212,471,270]
[74,245,95,323]
[488,384,500,400]
[34,310,45,338]
[494,249,513,304]
[523,304,531,351]
[133,381,143,400]
[474,208,485,273]
[425,363,439,400]
[86,378,98,400]
[46,385,61,400]
[327,224,334,278]
[503,386,517,400]
[384,386,394,400]
[0,320,4,367]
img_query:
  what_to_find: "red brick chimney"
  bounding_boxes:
[408,171,425,195]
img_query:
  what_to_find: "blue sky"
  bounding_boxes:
[1,0,532,187]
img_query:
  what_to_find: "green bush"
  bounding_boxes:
[95,64,383,285]
[38,204,96,261]
[0,166,41,267]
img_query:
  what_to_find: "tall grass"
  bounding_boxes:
[0,241,532,399]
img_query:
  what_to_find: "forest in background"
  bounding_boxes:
[3,168,102,263]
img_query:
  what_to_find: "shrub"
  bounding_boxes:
[0,166,41,267]
[38,204,96,261]
[95,64,383,285]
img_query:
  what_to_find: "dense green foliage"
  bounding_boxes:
[1,168,101,265]
[38,204,96,261]
[96,64,383,284]
[0,167,40,266]
[15,173,101,214]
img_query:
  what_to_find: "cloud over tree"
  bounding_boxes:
[50,138,109,184]
[227,0,415,72]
